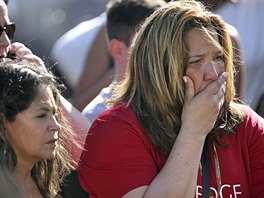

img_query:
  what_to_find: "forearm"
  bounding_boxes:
[72,25,112,110]
[60,95,91,165]
[144,130,205,198]
[72,67,114,110]
[125,73,227,198]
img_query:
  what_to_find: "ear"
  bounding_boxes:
[108,39,128,66]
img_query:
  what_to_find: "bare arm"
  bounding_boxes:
[73,67,114,111]
[72,25,114,111]
[123,73,227,198]
[60,96,91,166]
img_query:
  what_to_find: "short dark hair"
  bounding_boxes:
[106,0,166,46]
[3,0,8,5]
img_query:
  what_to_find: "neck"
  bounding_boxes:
[13,168,32,182]
[13,171,41,198]
[13,173,43,198]
[13,155,36,180]
[12,159,43,198]
[114,63,126,82]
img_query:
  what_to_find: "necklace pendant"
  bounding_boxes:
[209,190,214,198]
[209,193,214,198]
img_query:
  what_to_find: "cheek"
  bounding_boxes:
[186,67,204,93]
[7,129,35,156]
[219,62,225,73]
[7,122,43,150]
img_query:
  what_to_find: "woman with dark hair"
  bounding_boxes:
[0,1,89,197]
[0,60,77,197]
[0,0,89,166]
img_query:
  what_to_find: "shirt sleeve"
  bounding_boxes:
[77,110,159,198]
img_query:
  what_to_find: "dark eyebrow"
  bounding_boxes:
[37,105,56,113]
[38,107,51,112]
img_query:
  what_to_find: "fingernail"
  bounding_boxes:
[222,72,228,78]
[182,76,187,83]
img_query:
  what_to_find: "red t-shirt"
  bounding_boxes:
[78,103,264,198]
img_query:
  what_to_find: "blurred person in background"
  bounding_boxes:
[8,0,106,98]
[71,0,171,111]
[52,9,113,111]
[51,12,109,96]
[81,0,167,124]
[70,16,114,111]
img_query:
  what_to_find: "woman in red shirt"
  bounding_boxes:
[78,1,264,197]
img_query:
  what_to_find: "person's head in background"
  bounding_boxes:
[106,0,167,81]
[0,60,75,197]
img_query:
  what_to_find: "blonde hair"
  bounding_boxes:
[109,0,243,155]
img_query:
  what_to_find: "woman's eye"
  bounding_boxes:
[214,56,224,65]
[37,114,46,118]
[189,59,202,65]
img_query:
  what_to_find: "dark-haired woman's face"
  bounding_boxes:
[0,1,12,62]
[185,27,225,95]
[5,86,61,165]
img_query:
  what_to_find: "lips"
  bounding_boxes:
[46,138,58,144]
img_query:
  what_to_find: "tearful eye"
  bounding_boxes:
[37,114,46,118]
[189,59,202,65]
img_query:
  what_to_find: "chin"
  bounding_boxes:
[44,150,57,160]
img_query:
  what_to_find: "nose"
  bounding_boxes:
[49,115,61,133]
[0,33,11,51]
[204,61,219,81]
